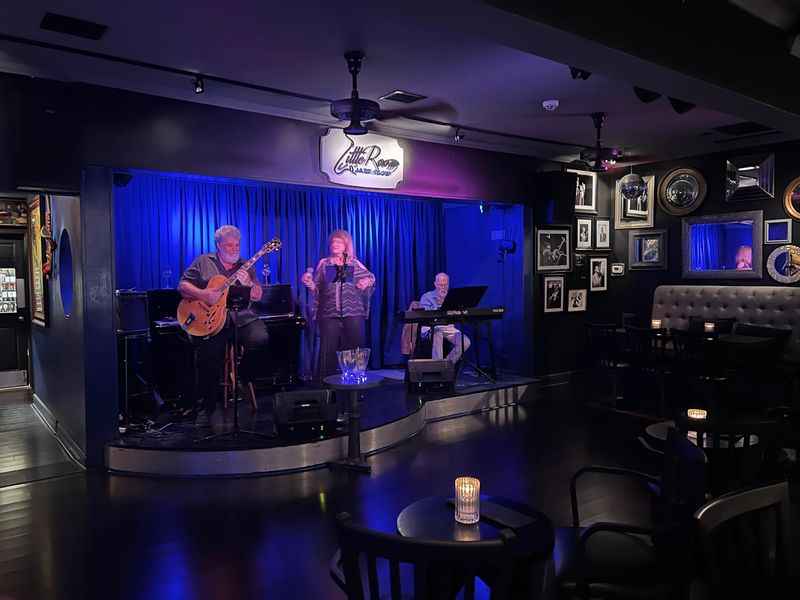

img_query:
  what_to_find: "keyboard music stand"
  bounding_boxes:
[438,286,497,384]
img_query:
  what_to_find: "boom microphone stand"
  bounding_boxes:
[200,285,273,443]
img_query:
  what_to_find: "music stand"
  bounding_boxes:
[199,285,274,443]
[439,286,495,383]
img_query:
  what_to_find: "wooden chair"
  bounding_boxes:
[555,427,708,599]
[692,481,793,598]
[625,325,671,416]
[331,512,521,600]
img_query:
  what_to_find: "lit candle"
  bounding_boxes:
[651,319,662,330]
[687,408,708,420]
[454,476,480,525]
[704,322,715,333]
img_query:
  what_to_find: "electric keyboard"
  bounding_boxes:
[401,307,505,324]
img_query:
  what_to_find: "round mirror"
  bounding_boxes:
[766,244,800,283]
[783,176,800,220]
[658,167,707,216]
[58,229,74,317]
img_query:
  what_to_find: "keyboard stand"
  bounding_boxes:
[458,320,496,385]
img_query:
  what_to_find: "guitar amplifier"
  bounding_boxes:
[115,290,150,335]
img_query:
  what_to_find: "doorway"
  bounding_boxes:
[0,231,29,388]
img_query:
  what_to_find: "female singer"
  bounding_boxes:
[301,230,375,378]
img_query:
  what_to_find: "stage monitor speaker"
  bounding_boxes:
[115,290,149,335]
[407,358,455,393]
[533,171,576,224]
[273,389,337,435]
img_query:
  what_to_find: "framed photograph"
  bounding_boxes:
[568,289,587,312]
[29,194,49,327]
[576,218,592,249]
[765,219,792,244]
[615,175,655,230]
[544,276,564,313]
[536,227,571,272]
[595,218,611,249]
[567,169,597,214]
[629,229,668,270]
[611,263,625,276]
[589,257,608,291]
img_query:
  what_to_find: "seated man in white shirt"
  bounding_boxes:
[419,273,471,363]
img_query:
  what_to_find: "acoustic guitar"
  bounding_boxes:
[176,237,282,338]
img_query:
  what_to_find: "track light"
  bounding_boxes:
[668,97,695,114]
[633,86,662,103]
[453,128,465,143]
[569,66,592,80]
[194,76,204,94]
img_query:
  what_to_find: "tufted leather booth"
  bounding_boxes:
[651,285,800,357]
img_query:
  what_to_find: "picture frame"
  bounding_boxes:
[629,229,668,270]
[536,227,571,272]
[589,257,608,291]
[29,194,49,327]
[544,276,565,313]
[610,262,625,277]
[657,167,707,216]
[568,289,587,312]
[567,169,597,214]
[614,175,655,230]
[765,219,792,244]
[595,218,611,249]
[576,218,592,250]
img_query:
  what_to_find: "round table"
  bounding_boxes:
[397,496,554,598]
[324,372,384,473]
[397,495,553,554]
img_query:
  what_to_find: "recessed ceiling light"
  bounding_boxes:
[378,90,427,104]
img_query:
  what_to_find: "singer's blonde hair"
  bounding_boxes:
[328,229,356,259]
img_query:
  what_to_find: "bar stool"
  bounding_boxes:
[223,339,258,412]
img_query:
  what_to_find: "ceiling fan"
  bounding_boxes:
[571,112,623,172]
[329,51,454,135]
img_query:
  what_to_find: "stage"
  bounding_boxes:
[106,369,536,477]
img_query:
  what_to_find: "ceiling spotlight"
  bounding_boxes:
[194,76,204,94]
[569,66,592,80]
[633,86,662,103]
[668,97,695,114]
[453,128,465,143]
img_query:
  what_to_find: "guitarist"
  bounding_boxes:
[178,225,267,426]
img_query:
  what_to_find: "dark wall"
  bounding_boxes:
[30,194,87,457]
[2,74,539,203]
[533,141,800,376]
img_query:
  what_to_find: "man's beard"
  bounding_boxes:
[219,250,240,264]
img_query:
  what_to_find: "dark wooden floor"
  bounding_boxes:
[2,382,794,599]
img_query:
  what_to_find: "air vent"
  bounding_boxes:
[40,12,108,41]
[378,90,427,104]
[712,121,774,136]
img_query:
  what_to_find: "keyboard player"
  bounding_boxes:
[419,273,471,363]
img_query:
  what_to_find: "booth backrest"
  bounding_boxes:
[651,285,800,356]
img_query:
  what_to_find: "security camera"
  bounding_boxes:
[542,99,560,112]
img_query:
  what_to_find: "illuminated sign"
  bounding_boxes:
[320,128,404,189]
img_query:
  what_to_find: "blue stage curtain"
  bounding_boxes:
[114,170,445,372]
[690,223,721,271]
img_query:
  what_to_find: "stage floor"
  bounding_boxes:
[107,368,536,476]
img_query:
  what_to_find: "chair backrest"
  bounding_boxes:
[625,325,667,365]
[694,481,792,593]
[584,323,621,366]
[660,427,708,516]
[334,512,519,600]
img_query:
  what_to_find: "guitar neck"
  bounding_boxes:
[222,247,269,290]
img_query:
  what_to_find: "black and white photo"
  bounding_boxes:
[595,219,611,249]
[589,257,607,291]
[568,289,587,312]
[568,169,597,214]
[536,228,571,272]
[544,276,564,312]
[576,218,592,249]
[615,175,655,230]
